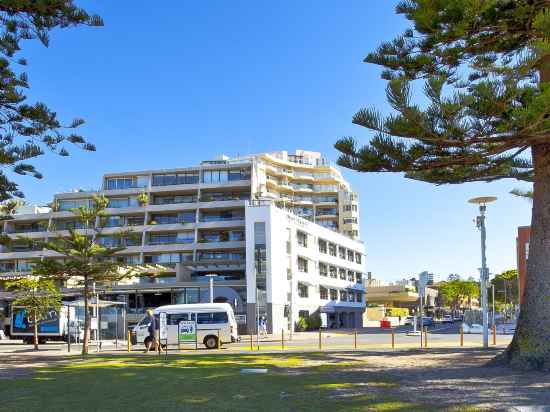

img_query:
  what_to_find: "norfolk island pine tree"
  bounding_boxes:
[335,1,550,369]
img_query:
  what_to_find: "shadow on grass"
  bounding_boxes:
[0,351,443,412]
[1,349,548,411]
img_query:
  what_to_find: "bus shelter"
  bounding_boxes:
[66,298,127,350]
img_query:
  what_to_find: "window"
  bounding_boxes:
[167,313,189,325]
[339,247,346,259]
[202,169,229,184]
[340,290,348,301]
[297,231,308,247]
[319,262,328,277]
[298,283,309,298]
[197,312,228,324]
[328,243,337,257]
[153,194,197,205]
[339,268,346,280]
[355,253,362,264]
[356,292,363,303]
[348,250,355,262]
[344,218,358,225]
[228,168,251,181]
[58,199,91,211]
[329,266,337,278]
[316,207,337,216]
[298,310,310,319]
[347,270,355,281]
[152,172,199,186]
[344,204,358,212]
[105,177,136,190]
[318,239,327,254]
[320,286,328,300]
[348,291,355,302]
[329,289,338,300]
[108,198,130,208]
[355,272,362,284]
[297,257,308,273]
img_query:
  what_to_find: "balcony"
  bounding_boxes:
[147,238,194,246]
[199,215,245,223]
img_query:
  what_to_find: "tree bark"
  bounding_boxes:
[82,277,90,355]
[33,310,38,351]
[503,142,550,369]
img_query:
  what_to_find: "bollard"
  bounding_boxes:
[282,329,285,351]
[492,324,497,346]
[354,329,357,350]
[157,330,161,356]
[250,333,253,351]
[420,327,423,348]
[318,328,322,350]
[217,330,221,350]
[423,327,428,349]
[460,326,464,347]
[391,328,395,349]
[127,330,132,352]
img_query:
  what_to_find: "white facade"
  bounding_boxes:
[0,150,365,334]
[245,203,365,333]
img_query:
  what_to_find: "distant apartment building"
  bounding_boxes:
[0,150,365,333]
[516,226,530,304]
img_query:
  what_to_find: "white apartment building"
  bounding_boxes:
[0,150,365,334]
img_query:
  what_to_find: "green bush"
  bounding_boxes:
[307,313,321,330]
[295,317,308,332]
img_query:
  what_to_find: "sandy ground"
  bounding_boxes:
[1,346,549,411]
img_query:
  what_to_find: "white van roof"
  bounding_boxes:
[153,303,234,314]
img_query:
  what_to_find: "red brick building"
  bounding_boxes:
[516,226,531,304]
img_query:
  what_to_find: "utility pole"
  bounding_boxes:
[469,196,497,349]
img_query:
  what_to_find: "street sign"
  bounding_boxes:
[320,313,328,328]
[178,320,196,342]
[159,312,167,340]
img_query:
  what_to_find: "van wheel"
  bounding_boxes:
[204,335,219,349]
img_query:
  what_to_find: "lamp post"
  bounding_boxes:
[204,274,217,303]
[468,196,497,349]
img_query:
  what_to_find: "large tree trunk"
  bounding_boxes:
[503,142,550,369]
[82,278,90,355]
[32,310,38,351]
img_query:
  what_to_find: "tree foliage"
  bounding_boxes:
[439,279,480,310]
[6,277,61,350]
[30,195,140,354]
[335,1,550,184]
[0,1,103,201]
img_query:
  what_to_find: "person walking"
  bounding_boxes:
[259,316,268,338]
[144,309,158,353]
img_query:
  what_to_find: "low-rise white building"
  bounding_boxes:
[246,203,365,333]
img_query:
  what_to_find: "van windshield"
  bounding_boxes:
[138,316,151,326]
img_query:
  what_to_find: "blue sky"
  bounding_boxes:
[14,1,532,282]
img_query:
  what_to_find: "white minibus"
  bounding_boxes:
[133,303,238,349]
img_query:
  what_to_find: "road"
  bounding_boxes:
[0,322,513,354]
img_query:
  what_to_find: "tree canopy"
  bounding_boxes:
[6,277,61,350]
[0,1,102,201]
[335,0,550,370]
[335,1,550,184]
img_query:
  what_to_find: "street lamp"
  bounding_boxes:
[204,274,217,303]
[468,196,497,349]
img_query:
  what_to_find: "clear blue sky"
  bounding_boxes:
[15,1,532,282]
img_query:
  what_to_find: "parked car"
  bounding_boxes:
[462,323,483,334]
[419,316,433,327]
[404,316,415,326]
[442,315,454,323]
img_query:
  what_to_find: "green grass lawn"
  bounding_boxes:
[0,352,473,412]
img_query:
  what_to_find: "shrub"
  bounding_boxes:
[295,317,308,332]
[307,313,321,330]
